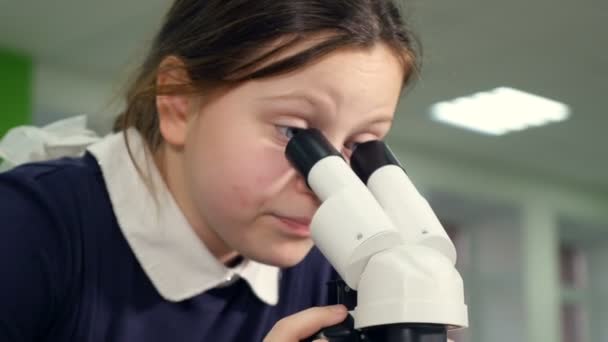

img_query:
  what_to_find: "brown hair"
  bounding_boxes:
[114,0,421,151]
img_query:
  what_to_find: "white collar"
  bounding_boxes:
[87,128,280,305]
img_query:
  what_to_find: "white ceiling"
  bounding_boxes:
[0,0,169,77]
[0,0,606,193]
[394,0,608,194]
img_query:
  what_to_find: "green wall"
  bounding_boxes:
[0,49,32,137]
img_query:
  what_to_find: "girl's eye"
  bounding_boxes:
[277,125,304,140]
[343,141,360,152]
[341,141,361,158]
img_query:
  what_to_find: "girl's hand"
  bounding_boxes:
[263,305,348,342]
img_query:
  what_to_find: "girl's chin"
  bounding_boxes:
[247,242,314,268]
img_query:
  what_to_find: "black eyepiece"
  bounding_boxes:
[350,140,405,184]
[285,128,342,179]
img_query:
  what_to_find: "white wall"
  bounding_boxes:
[464,218,525,342]
[588,243,608,341]
[32,62,126,133]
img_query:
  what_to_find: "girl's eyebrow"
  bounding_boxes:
[257,91,337,118]
[258,91,395,130]
[368,116,394,127]
[353,115,394,137]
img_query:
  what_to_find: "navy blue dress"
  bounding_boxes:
[0,153,335,341]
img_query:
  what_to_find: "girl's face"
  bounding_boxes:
[163,43,405,268]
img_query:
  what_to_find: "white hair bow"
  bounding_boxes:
[0,115,101,172]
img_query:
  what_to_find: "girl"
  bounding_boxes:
[0,0,419,341]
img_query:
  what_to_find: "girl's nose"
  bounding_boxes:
[294,172,315,197]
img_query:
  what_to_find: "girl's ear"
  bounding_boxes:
[156,56,192,147]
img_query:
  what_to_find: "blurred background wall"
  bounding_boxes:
[0,1,606,341]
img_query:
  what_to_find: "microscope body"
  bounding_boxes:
[285,129,468,342]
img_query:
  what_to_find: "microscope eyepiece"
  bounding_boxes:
[285,128,342,180]
[350,140,405,184]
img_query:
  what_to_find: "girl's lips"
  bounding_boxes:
[273,215,312,237]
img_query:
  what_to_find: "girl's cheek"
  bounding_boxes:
[225,156,287,212]
[243,149,293,197]
[252,151,291,185]
[229,183,254,210]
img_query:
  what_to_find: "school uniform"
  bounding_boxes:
[0,129,335,341]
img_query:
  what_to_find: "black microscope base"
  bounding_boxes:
[362,323,447,342]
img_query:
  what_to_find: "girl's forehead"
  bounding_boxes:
[246,44,405,109]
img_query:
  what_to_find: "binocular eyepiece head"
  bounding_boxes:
[285,128,404,185]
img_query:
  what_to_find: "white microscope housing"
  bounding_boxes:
[285,129,468,335]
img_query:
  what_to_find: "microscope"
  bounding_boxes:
[285,129,468,342]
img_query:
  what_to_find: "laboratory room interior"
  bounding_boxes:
[1,1,607,342]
